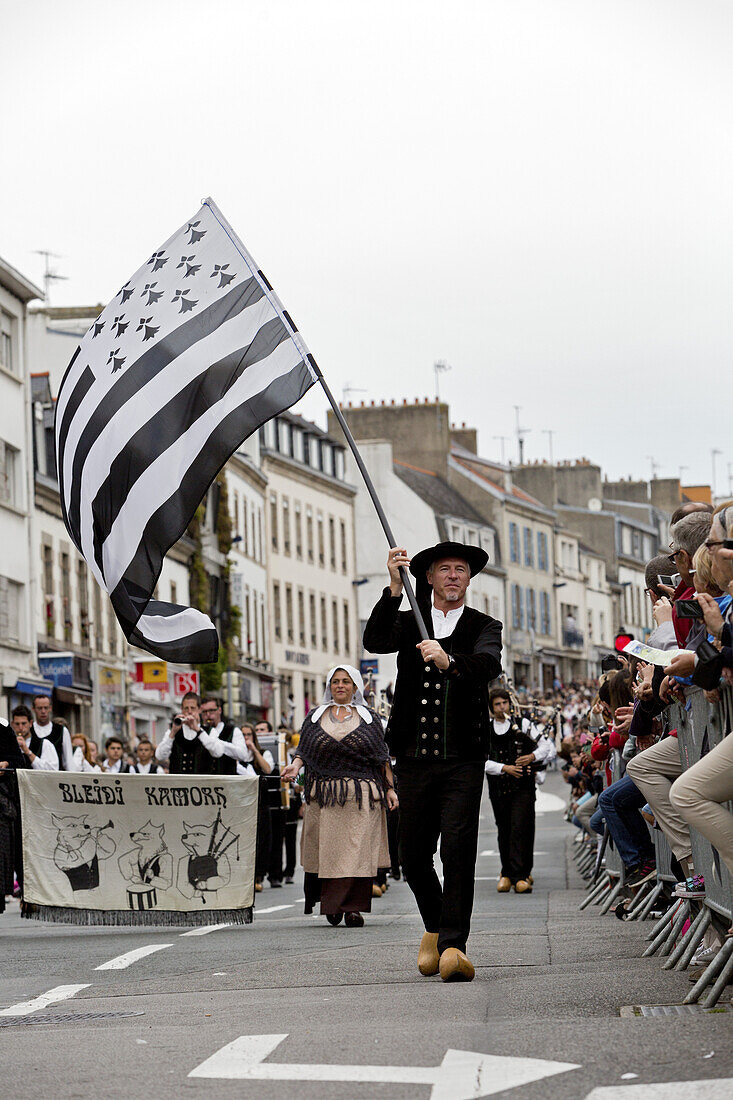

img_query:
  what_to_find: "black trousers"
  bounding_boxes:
[395,758,484,954]
[268,807,285,883]
[283,799,300,878]
[387,806,400,875]
[487,780,536,883]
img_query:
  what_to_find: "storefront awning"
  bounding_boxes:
[55,687,92,706]
[12,678,54,696]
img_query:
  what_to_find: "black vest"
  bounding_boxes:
[168,732,214,776]
[106,759,133,774]
[211,722,237,776]
[30,723,67,769]
[487,718,537,796]
[364,590,503,763]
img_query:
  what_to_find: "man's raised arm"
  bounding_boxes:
[363,547,411,654]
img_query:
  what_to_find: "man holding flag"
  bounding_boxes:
[364,542,503,982]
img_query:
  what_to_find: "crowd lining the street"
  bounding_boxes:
[558,501,733,981]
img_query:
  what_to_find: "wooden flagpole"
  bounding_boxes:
[310,361,430,641]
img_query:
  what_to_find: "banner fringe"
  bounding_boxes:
[21,904,253,927]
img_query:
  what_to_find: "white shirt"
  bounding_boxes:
[484,716,555,776]
[33,720,73,771]
[431,597,465,640]
[104,757,128,773]
[133,760,164,775]
[155,724,209,762]
[237,747,275,776]
[201,721,248,764]
[25,734,59,771]
[71,746,101,773]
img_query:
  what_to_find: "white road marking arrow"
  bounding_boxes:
[585,1082,733,1100]
[188,1034,580,1099]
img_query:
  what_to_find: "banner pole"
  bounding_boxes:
[310,362,429,641]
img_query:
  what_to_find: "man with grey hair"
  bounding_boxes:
[668,511,712,647]
[625,508,713,905]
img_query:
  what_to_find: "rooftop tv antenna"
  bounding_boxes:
[513,405,530,465]
[341,382,367,404]
[34,250,68,303]
[434,359,451,401]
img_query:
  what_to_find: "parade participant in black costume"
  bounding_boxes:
[255,720,286,888]
[103,736,134,773]
[240,723,274,893]
[363,541,502,982]
[484,688,553,894]
[199,697,249,775]
[132,739,164,775]
[14,705,59,770]
[155,692,217,775]
[30,694,72,771]
[0,717,30,913]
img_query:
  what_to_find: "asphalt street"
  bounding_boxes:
[1,772,731,1100]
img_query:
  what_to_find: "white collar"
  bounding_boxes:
[33,721,53,736]
[431,597,465,620]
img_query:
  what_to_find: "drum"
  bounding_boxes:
[126,884,157,910]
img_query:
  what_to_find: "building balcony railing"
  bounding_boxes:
[563,629,584,649]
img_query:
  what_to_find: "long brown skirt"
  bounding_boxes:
[320,876,372,915]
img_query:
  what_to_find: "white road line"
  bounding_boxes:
[0,984,90,1017]
[95,943,173,970]
[586,1082,733,1100]
[255,904,293,915]
[180,923,232,937]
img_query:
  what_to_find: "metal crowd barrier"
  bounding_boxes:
[575,685,733,1006]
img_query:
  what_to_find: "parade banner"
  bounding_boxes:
[18,772,258,926]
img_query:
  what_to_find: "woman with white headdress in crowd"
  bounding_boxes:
[281,665,398,927]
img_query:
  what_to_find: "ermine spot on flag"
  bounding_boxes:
[55,198,317,663]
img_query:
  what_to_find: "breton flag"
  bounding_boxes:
[55,198,317,662]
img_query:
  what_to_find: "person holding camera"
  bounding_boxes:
[155,691,218,775]
[484,688,554,894]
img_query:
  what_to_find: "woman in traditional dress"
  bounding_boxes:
[281,666,398,927]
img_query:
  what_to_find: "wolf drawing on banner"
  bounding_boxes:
[52,814,116,892]
[118,821,173,910]
[177,811,239,905]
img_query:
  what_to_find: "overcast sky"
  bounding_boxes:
[3,0,732,492]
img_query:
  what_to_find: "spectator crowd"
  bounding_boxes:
[556,500,733,978]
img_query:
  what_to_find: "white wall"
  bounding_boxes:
[0,279,39,704]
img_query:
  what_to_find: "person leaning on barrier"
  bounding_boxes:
[667,503,733,933]
[663,504,733,691]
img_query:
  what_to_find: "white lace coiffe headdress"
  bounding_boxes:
[310,665,373,725]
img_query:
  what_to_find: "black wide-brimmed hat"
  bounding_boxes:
[409,540,488,582]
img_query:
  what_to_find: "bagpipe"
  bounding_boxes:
[187,810,240,890]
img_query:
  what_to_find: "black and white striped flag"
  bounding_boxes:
[55,198,317,662]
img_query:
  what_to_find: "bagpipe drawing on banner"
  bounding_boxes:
[18,772,258,926]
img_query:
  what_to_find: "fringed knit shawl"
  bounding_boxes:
[298,709,390,810]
